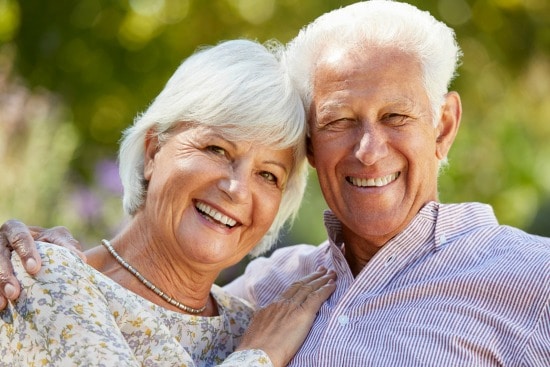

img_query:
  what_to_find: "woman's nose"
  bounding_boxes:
[218,167,252,203]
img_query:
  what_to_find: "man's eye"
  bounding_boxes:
[383,114,407,125]
[320,117,355,130]
[331,118,354,124]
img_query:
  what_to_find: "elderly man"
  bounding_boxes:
[1,1,549,366]
[228,2,550,365]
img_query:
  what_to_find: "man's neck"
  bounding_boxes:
[342,238,385,277]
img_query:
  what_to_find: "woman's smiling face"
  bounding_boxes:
[140,124,294,269]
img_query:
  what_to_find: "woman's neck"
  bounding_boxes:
[86,223,219,315]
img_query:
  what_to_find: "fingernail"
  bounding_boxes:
[4,283,16,299]
[26,258,38,272]
[316,266,326,272]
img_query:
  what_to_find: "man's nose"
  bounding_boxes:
[354,127,388,165]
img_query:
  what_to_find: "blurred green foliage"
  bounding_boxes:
[1,0,549,283]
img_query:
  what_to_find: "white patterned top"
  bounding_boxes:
[0,242,272,367]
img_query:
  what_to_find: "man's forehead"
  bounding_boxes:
[315,46,350,68]
[314,45,417,73]
[311,46,422,96]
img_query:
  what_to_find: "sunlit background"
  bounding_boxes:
[1,0,549,283]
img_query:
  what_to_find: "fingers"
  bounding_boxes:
[0,220,86,311]
[0,219,41,274]
[280,267,336,303]
[292,271,336,312]
[276,267,337,319]
[0,232,21,310]
[236,268,336,367]
[30,225,87,262]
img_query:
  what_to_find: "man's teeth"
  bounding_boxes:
[348,172,399,187]
[196,202,237,227]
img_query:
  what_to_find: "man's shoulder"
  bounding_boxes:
[497,225,550,257]
[224,242,331,305]
[439,202,550,253]
[250,241,331,273]
[269,242,328,260]
[452,223,550,275]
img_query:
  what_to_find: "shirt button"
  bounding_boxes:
[439,234,447,245]
[338,315,350,326]
[386,254,395,266]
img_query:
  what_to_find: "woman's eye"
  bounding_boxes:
[259,171,278,184]
[207,145,227,156]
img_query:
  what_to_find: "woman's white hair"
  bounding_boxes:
[283,0,462,130]
[118,39,307,256]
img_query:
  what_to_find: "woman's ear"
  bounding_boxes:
[435,91,462,160]
[143,129,160,181]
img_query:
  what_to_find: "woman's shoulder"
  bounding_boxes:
[210,284,254,340]
[11,241,88,276]
[24,241,98,280]
[211,283,254,313]
[35,240,86,262]
[12,241,114,302]
[2,244,152,366]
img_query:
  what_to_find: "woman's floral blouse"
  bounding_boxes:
[0,242,273,367]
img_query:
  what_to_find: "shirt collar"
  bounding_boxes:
[433,201,498,250]
[323,201,499,254]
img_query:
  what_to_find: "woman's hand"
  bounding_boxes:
[0,219,85,309]
[236,268,336,367]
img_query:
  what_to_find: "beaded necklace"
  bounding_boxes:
[101,239,207,314]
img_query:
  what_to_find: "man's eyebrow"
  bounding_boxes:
[384,96,417,109]
[316,101,349,116]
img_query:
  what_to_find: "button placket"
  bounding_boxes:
[337,314,350,326]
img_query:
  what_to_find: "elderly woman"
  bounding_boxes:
[0,39,335,366]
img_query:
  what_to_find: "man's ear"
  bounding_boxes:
[435,91,462,160]
[306,135,316,168]
[143,129,160,181]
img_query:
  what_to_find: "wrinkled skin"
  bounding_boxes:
[306,46,460,275]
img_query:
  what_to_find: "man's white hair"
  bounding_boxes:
[283,0,462,129]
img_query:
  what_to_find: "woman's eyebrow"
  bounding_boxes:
[263,160,290,175]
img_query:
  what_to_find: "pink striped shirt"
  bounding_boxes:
[225,201,550,366]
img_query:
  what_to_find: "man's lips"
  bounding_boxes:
[346,172,400,187]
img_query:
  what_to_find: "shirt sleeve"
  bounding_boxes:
[223,244,321,307]
[223,271,251,302]
[221,349,274,366]
[223,255,275,306]
[0,242,143,366]
[522,293,550,366]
